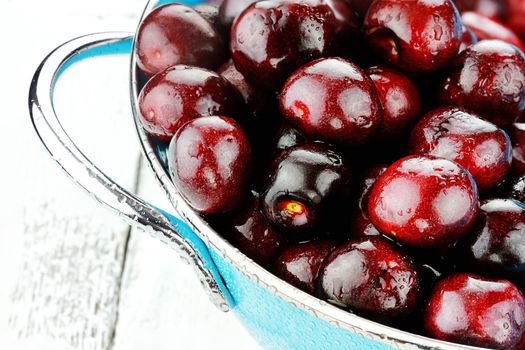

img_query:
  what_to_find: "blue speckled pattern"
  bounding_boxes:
[211,247,396,350]
[160,209,395,350]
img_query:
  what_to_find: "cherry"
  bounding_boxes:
[459,25,478,52]
[221,194,287,267]
[319,236,421,322]
[409,107,512,191]
[230,0,358,91]
[194,4,223,33]
[217,60,279,135]
[425,273,525,350]
[511,123,525,175]
[495,174,525,204]
[273,125,307,154]
[167,116,252,214]
[348,0,374,18]
[368,155,479,248]
[363,0,462,73]
[506,0,525,42]
[438,40,525,129]
[136,4,227,76]
[218,0,257,29]
[365,66,422,140]
[350,164,387,238]
[454,0,505,20]
[280,57,382,147]
[462,199,525,282]
[275,240,336,294]
[261,143,351,239]
[461,12,525,53]
[138,65,241,141]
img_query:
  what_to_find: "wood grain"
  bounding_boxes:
[0,47,141,349]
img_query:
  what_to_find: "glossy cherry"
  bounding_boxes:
[409,107,512,191]
[462,199,525,282]
[459,25,478,52]
[506,0,525,42]
[454,0,505,20]
[273,125,307,154]
[425,273,525,350]
[280,57,382,147]
[230,0,358,91]
[368,155,479,248]
[139,65,241,141]
[319,236,421,322]
[168,116,252,214]
[218,0,258,29]
[218,60,279,135]
[495,174,525,203]
[511,123,525,175]
[222,194,287,267]
[261,143,351,239]
[366,66,421,139]
[438,40,525,129]
[350,164,387,238]
[275,240,336,294]
[461,12,525,53]
[136,4,227,76]
[194,4,222,31]
[363,0,462,73]
[349,0,374,18]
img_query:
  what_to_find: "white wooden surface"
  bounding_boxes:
[0,1,260,349]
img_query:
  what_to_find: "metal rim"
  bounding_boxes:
[130,1,487,349]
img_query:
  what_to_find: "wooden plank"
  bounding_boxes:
[0,9,143,346]
[111,159,261,350]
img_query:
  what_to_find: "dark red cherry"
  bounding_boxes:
[511,123,525,175]
[366,66,421,140]
[368,155,479,248]
[273,125,307,154]
[363,0,462,73]
[280,57,382,147]
[320,236,421,322]
[194,4,222,32]
[409,107,512,191]
[230,0,358,91]
[459,25,478,52]
[222,194,287,267]
[463,199,525,282]
[218,0,257,29]
[138,65,241,141]
[496,175,525,203]
[506,0,525,42]
[438,40,525,129]
[168,116,252,214]
[454,0,505,20]
[350,164,387,238]
[136,4,227,76]
[217,60,279,134]
[275,240,336,294]
[461,12,525,53]
[348,0,373,18]
[425,273,525,350]
[261,143,351,239]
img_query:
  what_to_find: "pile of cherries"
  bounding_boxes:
[136,0,525,348]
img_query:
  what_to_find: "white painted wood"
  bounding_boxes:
[0,43,141,350]
[111,159,261,350]
[0,1,260,349]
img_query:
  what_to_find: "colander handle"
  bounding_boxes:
[28,32,233,311]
